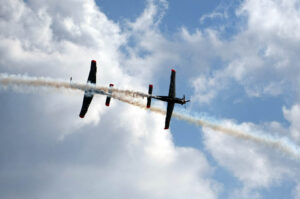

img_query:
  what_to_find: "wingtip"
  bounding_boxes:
[171,69,176,72]
[79,115,84,118]
[164,127,169,130]
[91,60,96,63]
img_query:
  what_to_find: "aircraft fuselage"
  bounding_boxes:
[153,96,187,105]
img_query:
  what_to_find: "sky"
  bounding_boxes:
[0,0,300,198]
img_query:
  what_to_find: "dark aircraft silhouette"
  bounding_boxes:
[146,69,190,129]
[75,61,189,129]
[77,60,114,118]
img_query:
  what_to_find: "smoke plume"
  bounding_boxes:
[1,73,300,159]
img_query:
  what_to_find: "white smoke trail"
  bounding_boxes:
[112,96,300,159]
[0,73,148,98]
[1,73,300,159]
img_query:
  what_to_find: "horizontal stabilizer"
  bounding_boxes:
[147,84,153,108]
[105,84,114,106]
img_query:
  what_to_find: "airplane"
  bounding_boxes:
[76,60,114,118]
[146,69,190,129]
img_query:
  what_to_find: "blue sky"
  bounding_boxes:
[0,0,300,199]
[99,0,289,124]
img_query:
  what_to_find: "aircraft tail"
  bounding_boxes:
[79,60,97,118]
[105,84,114,106]
[147,84,153,108]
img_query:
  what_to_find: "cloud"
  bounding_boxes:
[294,183,300,199]
[202,119,300,199]
[171,1,300,197]
[283,105,300,144]
[1,0,300,198]
[0,0,221,198]
[191,71,229,104]
[179,0,300,102]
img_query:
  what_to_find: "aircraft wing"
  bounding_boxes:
[79,60,97,118]
[168,69,176,98]
[164,102,174,129]
[87,60,97,84]
[79,94,93,118]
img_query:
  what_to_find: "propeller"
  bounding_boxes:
[182,94,187,109]
[182,94,190,108]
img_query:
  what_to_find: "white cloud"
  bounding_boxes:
[191,72,228,104]
[294,183,300,199]
[0,0,221,198]
[283,105,300,143]
[1,0,300,198]
[183,0,300,102]
[183,2,300,195]
[202,119,299,199]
